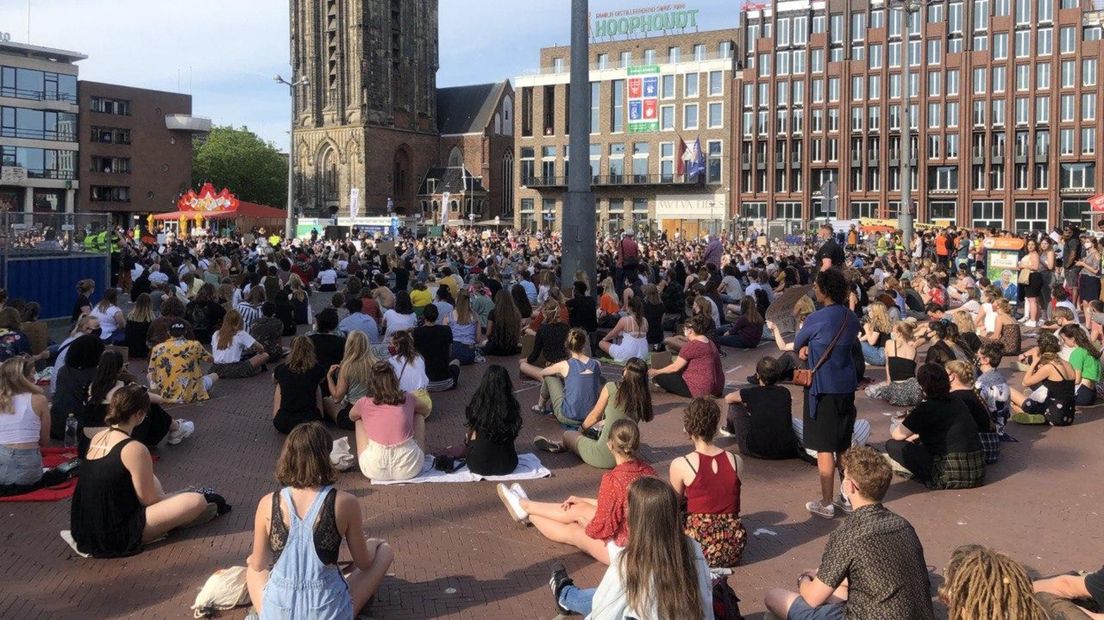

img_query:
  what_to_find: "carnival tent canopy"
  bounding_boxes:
[152,201,286,221]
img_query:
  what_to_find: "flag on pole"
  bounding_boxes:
[676,135,687,176]
[685,137,706,179]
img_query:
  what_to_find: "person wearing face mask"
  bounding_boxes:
[764,447,935,620]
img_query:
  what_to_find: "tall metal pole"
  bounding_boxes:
[561,0,596,291]
[285,84,296,240]
[898,1,916,249]
[277,75,307,240]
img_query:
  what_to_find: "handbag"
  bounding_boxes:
[1018,269,1031,285]
[792,309,849,389]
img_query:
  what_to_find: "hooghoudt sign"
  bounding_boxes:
[591,4,700,38]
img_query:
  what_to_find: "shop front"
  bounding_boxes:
[655,192,727,240]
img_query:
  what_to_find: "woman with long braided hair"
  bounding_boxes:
[939,545,1048,620]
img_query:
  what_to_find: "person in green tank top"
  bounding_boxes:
[1059,323,1101,407]
[533,358,654,469]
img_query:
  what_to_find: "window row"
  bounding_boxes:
[0,146,77,179]
[0,66,77,103]
[0,107,77,141]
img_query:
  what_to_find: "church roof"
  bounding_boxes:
[436,81,507,135]
[418,166,488,196]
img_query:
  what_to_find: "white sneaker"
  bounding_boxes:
[806,500,836,519]
[510,483,529,502]
[496,483,529,522]
[167,420,195,445]
[1024,320,1037,328]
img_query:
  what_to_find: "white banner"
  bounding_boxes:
[441,191,451,227]
[349,188,360,219]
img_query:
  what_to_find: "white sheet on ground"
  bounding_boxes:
[370,452,552,486]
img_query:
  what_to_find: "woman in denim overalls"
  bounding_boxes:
[247,423,393,619]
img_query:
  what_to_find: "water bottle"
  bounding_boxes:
[64,414,79,450]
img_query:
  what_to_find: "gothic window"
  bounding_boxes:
[502,95,513,136]
[448,147,463,168]
[320,147,338,201]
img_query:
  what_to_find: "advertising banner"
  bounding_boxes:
[628,69,660,133]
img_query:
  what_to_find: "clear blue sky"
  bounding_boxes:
[0,0,739,149]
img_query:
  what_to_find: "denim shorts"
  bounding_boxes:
[0,445,43,486]
[787,598,846,620]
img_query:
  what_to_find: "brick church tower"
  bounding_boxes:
[289,0,439,218]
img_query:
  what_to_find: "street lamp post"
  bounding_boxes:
[275,74,309,241]
[894,0,927,250]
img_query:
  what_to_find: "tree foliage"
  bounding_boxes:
[192,126,288,208]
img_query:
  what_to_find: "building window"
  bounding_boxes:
[929,201,956,221]
[611,80,624,132]
[709,71,723,96]
[684,104,699,130]
[1061,163,1095,190]
[660,142,675,181]
[707,141,722,184]
[660,105,675,131]
[972,200,1005,228]
[850,201,878,219]
[685,73,700,97]
[707,102,723,129]
[1014,200,1049,232]
[89,97,131,115]
[90,156,131,174]
[608,143,624,182]
[1062,199,1091,228]
[662,74,675,99]
[631,142,649,183]
[1061,26,1076,54]
[521,87,533,137]
[1083,128,1097,155]
[89,126,130,144]
[90,186,131,202]
[1,107,77,141]
[929,165,959,191]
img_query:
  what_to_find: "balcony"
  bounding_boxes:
[1036,146,1049,162]
[165,114,212,133]
[868,150,878,166]
[991,148,1004,164]
[0,127,77,142]
[0,86,77,104]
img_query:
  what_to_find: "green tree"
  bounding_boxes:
[191,126,287,208]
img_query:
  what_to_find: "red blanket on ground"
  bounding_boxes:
[0,447,77,503]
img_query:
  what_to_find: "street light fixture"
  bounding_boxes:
[275,74,309,240]
[892,0,929,250]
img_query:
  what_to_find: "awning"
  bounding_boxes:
[152,201,287,221]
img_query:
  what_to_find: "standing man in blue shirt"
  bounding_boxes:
[794,268,861,519]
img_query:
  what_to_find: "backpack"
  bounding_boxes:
[712,578,744,620]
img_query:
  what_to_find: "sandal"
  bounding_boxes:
[533,436,565,453]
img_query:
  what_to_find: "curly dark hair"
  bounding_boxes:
[815,267,849,305]
[682,397,721,441]
[465,365,522,444]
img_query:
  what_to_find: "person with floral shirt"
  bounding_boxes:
[148,322,219,403]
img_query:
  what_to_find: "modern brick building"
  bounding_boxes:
[0,41,82,215]
[513,29,738,238]
[734,0,1104,237]
[78,81,207,222]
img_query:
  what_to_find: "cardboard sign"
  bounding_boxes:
[378,240,396,256]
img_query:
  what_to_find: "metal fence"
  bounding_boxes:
[0,211,113,256]
[0,211,112,319]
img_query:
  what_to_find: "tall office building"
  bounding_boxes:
[513,29,738,238]
[0,41,82,214]
[734,0,1104,235]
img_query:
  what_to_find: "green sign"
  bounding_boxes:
[629,122,659,133]
[592,5,700,38]
[428,225,444,238]
[627,64,661,75]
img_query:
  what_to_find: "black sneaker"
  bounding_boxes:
[549,564,573,615]
[534,436,565,453]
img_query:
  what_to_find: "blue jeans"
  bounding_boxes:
[860,341,885,366]
[558,585,595,616]
[0,445,43,486]
[787,597,846,620]
[451,341,478,365]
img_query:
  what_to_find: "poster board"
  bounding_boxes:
[378,240,396,256]
[986,249,1021,305]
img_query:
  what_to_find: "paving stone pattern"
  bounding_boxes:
[2,309,1102,619]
